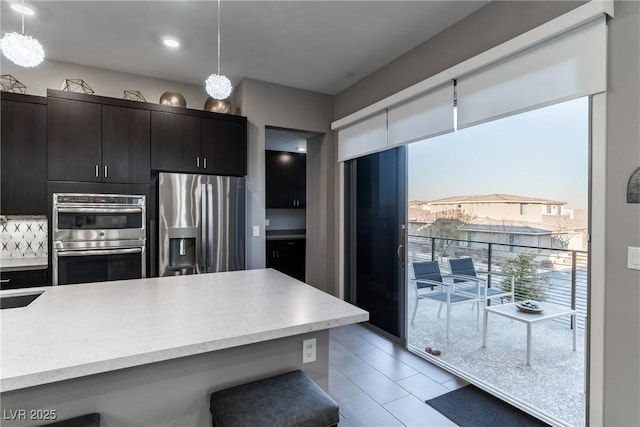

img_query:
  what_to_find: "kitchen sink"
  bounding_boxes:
[1,291,44,309]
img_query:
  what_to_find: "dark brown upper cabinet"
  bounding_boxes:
[150,111,201,174]
[101,105,150,184]
[152,112,247,176]
[48,97,102,182]
[1,94,47,215]
[265,150,306,209]
[48,92,151,184]
[201,118,247,177]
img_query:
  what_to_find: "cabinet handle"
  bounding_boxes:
[197,156,200,168]
[0,279,10,283]
[203,157,207,169]
[95,164,99,178]
[104,165,108,178]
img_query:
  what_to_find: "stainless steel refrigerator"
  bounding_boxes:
[158,172,245,276]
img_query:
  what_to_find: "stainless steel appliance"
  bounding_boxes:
[52,193,146,285]
[158,173,245,276]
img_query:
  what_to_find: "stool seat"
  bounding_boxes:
[210,370,339,427]
[41,413,100,427]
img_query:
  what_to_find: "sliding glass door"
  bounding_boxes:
[346,147,407,341]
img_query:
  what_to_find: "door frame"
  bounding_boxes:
[338,93,607,423]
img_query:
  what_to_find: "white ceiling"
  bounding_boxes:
[0,1,488,95]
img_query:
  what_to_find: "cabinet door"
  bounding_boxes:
[265,151,293,208]
[48,98,102,182]
[102,105,150,184]
[1,99,47,214]
[291,153,306,208]
[266,240,282,270]
[151,111,200,173]
[0,269,49,290]
[201,118,247,176]
[280,239,305,281]
[265,239,305,281]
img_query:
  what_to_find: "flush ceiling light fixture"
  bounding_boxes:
[205,0,232,100]
[162,37,180,49]
[0,0,44,67]
[10,3,34,16]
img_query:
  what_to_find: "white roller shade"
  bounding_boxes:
[388,82,454,147]
[337,111,387,162]
[457,15,606,129]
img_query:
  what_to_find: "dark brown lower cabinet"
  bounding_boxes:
[1,269,49,290]
[266,239,305,282]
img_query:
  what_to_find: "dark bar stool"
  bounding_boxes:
[40,413,100,427]
[210,370,339,427]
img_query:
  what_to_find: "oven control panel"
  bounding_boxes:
[55,194,145,206]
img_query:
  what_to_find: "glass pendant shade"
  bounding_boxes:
[205,73,232,100]
[0,32,44,67]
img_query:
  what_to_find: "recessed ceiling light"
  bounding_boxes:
[297,147,306,152]
[11,3,35,16]
[162,37,180,49]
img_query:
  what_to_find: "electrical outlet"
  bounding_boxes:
[252,226,260,237]
[302,338,316,363]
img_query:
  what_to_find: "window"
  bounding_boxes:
[520,204,527,215]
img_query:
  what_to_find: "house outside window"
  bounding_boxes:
[520,203,527,215]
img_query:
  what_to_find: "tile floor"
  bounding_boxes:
[329,323,467,427]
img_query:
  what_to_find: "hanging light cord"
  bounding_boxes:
[217,0,221,75]
[21,0,25,34]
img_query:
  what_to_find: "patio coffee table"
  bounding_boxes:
[482,301,577,366]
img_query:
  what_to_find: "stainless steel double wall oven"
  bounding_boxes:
[52,193,146,285]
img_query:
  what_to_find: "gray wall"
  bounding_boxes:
[333,1,639,425]
[603,1,640,425]
[1,59,210,110]
[334,1,585,119]
[235,79,338,295]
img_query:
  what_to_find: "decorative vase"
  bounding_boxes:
[159,92,186,107]
[204,97,231,114]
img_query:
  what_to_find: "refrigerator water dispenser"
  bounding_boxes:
[168,227,198,275]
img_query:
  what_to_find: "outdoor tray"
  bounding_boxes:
[515,302,544,314]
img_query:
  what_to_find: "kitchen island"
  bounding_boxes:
[0,269,368,426]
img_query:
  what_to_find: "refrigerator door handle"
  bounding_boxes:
[207,182,215,272]
[200,182,207,274]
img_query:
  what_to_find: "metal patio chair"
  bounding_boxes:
[448,257,515,310]
[411,261,479,339]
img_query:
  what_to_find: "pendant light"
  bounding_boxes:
[205,0,232,100]
[0,0,44,67]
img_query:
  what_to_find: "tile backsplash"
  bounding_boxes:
[0,215,48,259]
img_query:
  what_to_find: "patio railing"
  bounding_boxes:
[407,235,588,329]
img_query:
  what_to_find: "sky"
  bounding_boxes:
[408,97,589,208]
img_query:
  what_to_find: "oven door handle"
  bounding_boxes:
[56,248,143,257]
[56,207,143,214]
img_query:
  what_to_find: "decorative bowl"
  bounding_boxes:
[516,301,544,313]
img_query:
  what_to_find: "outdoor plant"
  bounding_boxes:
[500,253,550,301]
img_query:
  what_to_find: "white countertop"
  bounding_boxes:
[0,257,48,272]
[0,269,368,392]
